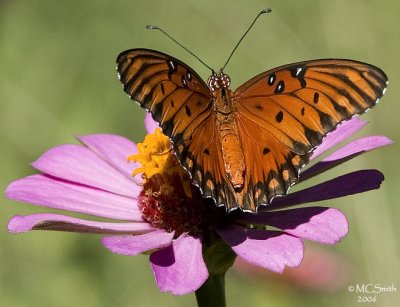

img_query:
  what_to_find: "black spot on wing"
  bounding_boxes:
[274,81,285,94]
[313,92,319,104]
[185,105,192,117]
[319,112,334,131]
[290,66,307,88]
[167,60,178,80]
[292,141,310,155]
[181,76,189,88]
[275,111,284,123]
[161,120,175,139]
[268,73,276,86]
[304,128,323,147]
[151,101,164,123]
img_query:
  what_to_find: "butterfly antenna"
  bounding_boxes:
[146,25,214,72]
[222,8,271,70]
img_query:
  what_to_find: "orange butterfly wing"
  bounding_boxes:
[233,59,387,210]
[175,113,238,207]
[117,49,233,204]
[117,49,212,144]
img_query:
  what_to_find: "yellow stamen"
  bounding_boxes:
[129,128,192,198]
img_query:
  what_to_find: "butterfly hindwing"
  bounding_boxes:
[174,114,238,208]
[235,112,310,210]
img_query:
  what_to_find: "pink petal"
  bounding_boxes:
[145,113,159,133]
[270,169,384,208]
[238,207,348,244]
[217,225,303,273]
[8,213,155,234]
[102,230,174,256]
[321,136,393,161]
[5,174,142,221]
[150,235,208,295]
[311,118,367,160]
[302,136,393,181]
[77,134,141,184]
[31,144,140,197]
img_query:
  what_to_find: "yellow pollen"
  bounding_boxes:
[129,128,192,198]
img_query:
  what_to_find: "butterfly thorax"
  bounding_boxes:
[208,70,246,191]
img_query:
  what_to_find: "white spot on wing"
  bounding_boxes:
[169,60,175,70]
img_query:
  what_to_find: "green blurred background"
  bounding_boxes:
[1,0,399,306]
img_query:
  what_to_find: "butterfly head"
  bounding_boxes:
[207,69,231,91]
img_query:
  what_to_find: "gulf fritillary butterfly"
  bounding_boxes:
[117,10,388,212]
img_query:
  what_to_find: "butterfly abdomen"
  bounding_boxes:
[213,86,246,191]
[218,118,246,189]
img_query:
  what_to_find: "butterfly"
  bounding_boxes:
[117,48,387,212]
[116,9,387,213]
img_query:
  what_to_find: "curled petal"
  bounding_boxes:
[150,235,208,295]
[145,113,159,134]
[5,174,142,221]
[302,136,393,181]
[8,213,155,234]
[31,144,139,197]
[102,230,174,256]
[311,118,367,160]
[270,169,384,208]
[77,134,141,183]
[239,207,348,244]
[217,225,303,273]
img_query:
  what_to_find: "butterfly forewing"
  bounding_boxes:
[235,60,388,155]
[117,49,212,147]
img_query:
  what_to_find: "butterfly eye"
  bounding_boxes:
[207,76,220,90]
[224,75,231,87]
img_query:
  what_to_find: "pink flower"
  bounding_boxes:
[5,114,392,295]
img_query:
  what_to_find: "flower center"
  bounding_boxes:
[130,128,222,237]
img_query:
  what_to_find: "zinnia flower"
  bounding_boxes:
[5,114,392,296]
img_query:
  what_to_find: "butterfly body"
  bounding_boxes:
[117,48,387,212]
[209,70,246,190]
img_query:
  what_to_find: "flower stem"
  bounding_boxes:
[195,274,226,307]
